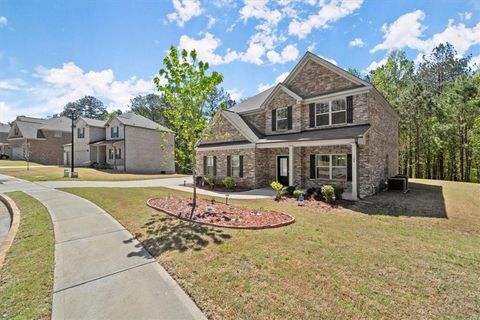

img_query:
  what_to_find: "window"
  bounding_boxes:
[108,149,114,160]
[206,156,214,176]
[315,154,347,180]
[315,103,329,126]
[115,148,122,159]
[14,128,19,136]
[231,155,240,177]
[77,127,85,139]
[315,98,347,126]
[111,127,119,138]
[331,99,346,124]
[276,107,288,131]
[54,131,63,138]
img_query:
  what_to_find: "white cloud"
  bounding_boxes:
[364,56,388,73]
[371,10,480,56]
[167,0,202,27]
[266,44,299,64]
[288,0,363,38]
[0,16,7,27]
[459,12,472,21]
[178,32,240,65]
[240,0,283,27]
[370,10,426,53]
[240,41,266,65]
[31,62,155,113]
[226,88,243,101]
[307,43,317,52]
[257,71,290,92]
[0,78,25,90]
[349,37,365,47]
[207,15,216,29]
[319,55,337,65]
[0,101,15,123]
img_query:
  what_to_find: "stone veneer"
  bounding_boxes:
[200,113,246,144]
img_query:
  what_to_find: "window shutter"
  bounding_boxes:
[239,155,244,177]
[227,156,231,176]
[271,110,276,131]
[346,96,353,123]
[310,154,316,179]
[347,154,352,181]
[203,156,207,175]
[309,103,315,128]
[287,106,292,130]
[213,156,217,176]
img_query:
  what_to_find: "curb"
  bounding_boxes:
[146,198,295,230]
[0,194,21,270]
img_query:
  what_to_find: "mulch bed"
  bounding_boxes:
[185,183,252,193]
[146,197,295,229]
[280,197,354,210]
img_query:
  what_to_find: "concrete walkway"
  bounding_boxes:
[0,176,206,320]
[166,185,275,199]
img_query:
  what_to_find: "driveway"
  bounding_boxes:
[0,175,206,319]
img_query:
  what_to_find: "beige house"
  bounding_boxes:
[64,112,175,173]
[196,52,400,199]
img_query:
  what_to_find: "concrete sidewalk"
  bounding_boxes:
[7,181,206,319]
[165,185,275,199]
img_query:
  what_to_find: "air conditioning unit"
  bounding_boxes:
[388,176,408,191]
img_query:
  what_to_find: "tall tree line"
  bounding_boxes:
[368,43,480,183]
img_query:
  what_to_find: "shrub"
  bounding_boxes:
[313,187,324,201]
[305,187,316,199]
[270,181,286,200]
[321,185,335,203]
[283,186,296,197]
[205,176,216,189]
[333,184,345,199]
[293,190,304,199]
[223,177,235,190]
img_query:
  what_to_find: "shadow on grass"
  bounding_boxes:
[125,213,232,259]
[349,182,447,218]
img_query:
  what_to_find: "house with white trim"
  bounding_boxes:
[196,52,400,199]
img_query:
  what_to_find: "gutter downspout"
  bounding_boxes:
[350,138,359,200]
[123,125,127,172]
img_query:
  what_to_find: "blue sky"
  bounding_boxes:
[0,0,479,123]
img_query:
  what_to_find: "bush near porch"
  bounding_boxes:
[62,179,480,319]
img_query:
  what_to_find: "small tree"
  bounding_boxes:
[154,46,223,217]
[22,140,31,171]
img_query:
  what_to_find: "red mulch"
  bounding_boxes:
[185,183,252,193]
[146,197,295,229]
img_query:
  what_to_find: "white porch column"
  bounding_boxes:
[350,142,358,199]
[288,145,294,186]
[96,146,100,163]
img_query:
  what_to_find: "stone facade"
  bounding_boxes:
[201,114,246,143]
[264,90,301,135]
[286,59,358,98]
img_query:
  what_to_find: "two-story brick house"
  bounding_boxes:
[196,52,399,199]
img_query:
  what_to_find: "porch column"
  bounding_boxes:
[288,145,294,186]
[96,146,100,163]
[350,142,358,199]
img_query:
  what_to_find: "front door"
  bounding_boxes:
[277,156,289,186]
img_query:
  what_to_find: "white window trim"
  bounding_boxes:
[231,155,240,177]
[77,127,85,139]
[315,154,347,181]
[315,98,347,127]
[206,155,214,176]
[276,107,289,131]
[115,148,122,159]
[111,127,119,138]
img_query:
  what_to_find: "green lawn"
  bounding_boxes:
[0,160,43,167]
[0,192,54,320]
[62,179,480,319]
[0,166,187,182]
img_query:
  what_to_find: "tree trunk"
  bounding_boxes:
[189,150,197,219]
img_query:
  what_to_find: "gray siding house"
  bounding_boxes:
[196,52,400,199]
[64,112,175,173]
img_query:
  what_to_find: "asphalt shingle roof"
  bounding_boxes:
[113,112,172,132]
[229,87,274,114]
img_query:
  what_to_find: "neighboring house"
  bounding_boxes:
[196,52,400,199]
[0,123,10,155]
[63,117,107,166]
[8,116,72,165]
[64,112,175,173]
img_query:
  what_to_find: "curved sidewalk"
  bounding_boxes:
[0,176,206,319]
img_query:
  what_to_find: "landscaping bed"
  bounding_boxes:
[185,183,252,193]
[147,197,294,229]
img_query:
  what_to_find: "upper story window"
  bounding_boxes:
[111,126,119,138]
[14,128,19,136]
[206,156,214,176]
[315,154,347,180]
[77,127,85,139]
[115,148,122,159]
[108,148,114,160]
[231,155,240,177]
[54,131,63,138]
[276,107,289,131]
[315,98,347,126]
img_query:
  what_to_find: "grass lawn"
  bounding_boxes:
[0,192,54,319]
[0,166,187,182]
[62,179,480,319]
[0,160,43,167]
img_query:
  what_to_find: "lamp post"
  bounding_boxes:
[69,108,76,174]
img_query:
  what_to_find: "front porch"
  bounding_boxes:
[89,139,125,171]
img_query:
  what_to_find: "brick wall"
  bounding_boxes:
[264,90,301,135]
[200,114,246,144]
[27,130,71,165]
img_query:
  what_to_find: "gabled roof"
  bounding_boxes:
[229,87,274,113]
[8,116,71,139]
[39,116,71,132]
[78,116,107,128]
[13,120,44,139]
[0,123,10,133]
[108,112,172,133]
[221,110,261,142]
